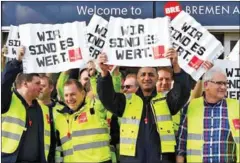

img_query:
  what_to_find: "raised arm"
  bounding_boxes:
[97,53,126,117]
[164,48,191,115]
[1,46,24,113]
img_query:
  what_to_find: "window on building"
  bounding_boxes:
[212,32,224,59]
[230,40,238,51]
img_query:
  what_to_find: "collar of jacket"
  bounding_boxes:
[135,87,157,101]
[46,99,57,108]
[58,97,86,115]
[13,89,39,108]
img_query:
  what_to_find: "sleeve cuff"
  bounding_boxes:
[98,71,111,81]
[11,59,22,67]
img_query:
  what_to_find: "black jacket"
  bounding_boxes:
[1,59,54,163]
[97,70,191,163]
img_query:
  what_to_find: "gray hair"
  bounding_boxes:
[203,67,226,83]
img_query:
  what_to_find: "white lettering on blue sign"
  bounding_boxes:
[76,5,142,16]
[185,5,239,15]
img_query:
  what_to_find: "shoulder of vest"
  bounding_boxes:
[189,97,204,105]
[225,98,239,107]
[54,103,65,110]
[38,102,49,110]
[151,93,166,103]
[226,98,239,103]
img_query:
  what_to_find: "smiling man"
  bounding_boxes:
[55,79,112,163]
[177,67,240,163]
[97,48,191,163]
[122,73,139,94]
[156,67,173,94]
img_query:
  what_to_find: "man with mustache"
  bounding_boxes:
[97,48,191,163]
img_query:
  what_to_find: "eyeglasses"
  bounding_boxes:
[208,80,228,87]
[121,85,134,89]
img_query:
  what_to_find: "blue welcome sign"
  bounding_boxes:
[2,1,239,26]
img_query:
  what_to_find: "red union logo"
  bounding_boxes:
[164,1,182,19]
[152,45,165,59]
[68,48,82,62]
[188,56,204,70]
[233,119,240,130]
[78,112,88,123]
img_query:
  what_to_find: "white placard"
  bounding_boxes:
[87,14,108,60]
[5,25,21,58]
[103,16,172,67]
[171,11,224,81]
[19,22,89,73]
[214,59,240,100]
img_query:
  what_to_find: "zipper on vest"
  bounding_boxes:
[66,115,71,138]
[145,104,148,124]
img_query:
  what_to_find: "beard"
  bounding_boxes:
[38,92,46,100]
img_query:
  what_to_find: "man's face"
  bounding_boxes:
[64,84,85,111]
[79,70,90,88]
[156,70,172,93]
[26,76,42,99]
[38,78,53,100]
[122,77,138,94]
[137,67,158,93]
[205,73,228,101]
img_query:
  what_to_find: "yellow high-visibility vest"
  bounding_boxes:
[2,92,51,161]
[55,103,111,162]
[187,97,240,163]
[172,111,181,134]
[120,93,176,156]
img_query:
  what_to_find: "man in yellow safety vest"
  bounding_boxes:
[1,47,53,163]
[176,67,239,163]
[55,79,112,163]
[97,48,192,163]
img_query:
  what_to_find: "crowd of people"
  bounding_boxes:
[1,46,239,163]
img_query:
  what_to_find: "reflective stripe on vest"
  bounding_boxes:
[120,138,137,144]
[2,131,21,141]
[72,128,108,137]
[3,116,25,128]
[187,149,202,155]
[187,97,239,163]
[56,146,62,151]
[121,118,140,125]
[161,135,175,141]
[234,137,239,143]
[44,130,51,137]
[45,144,50,151]
[188,133,202,140]
[73,140,109,151]
[63,149,74,156]
[61,136,71,145]
[156,115,172,121]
